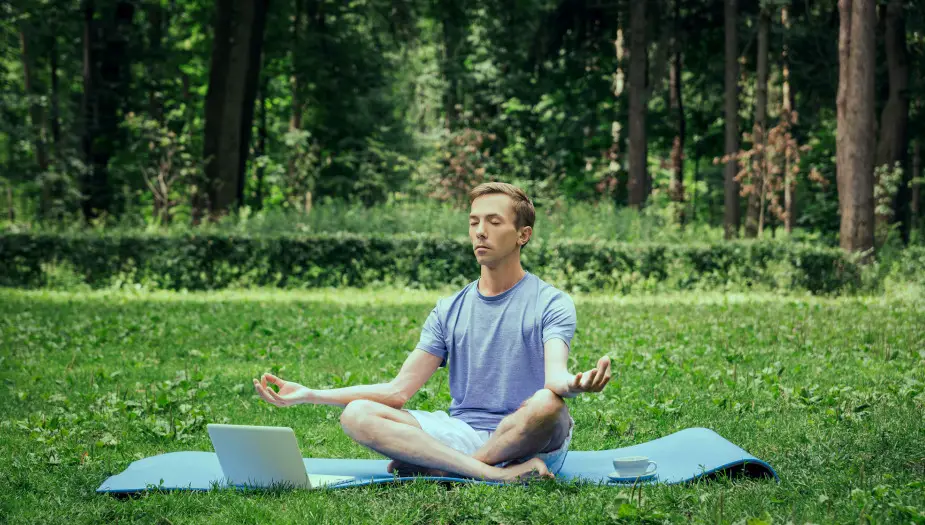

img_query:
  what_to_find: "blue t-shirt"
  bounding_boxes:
[415,271,577,431]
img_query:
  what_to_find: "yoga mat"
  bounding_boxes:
[97,427,778,494]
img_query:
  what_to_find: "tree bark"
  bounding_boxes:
[782,5,794,234]
[836,0,876,254]
[627,0,648,209]
[203,0,269,219]
[255,69,268,211]
[50,34,61,149]
[19,24,50,219]
[287,0,304,195]
[440,0,465,128]
[874,0,910,244]
[911,140,921,230]
[147,1,165,125]
[669,0,684,224]
[80,0,135,222]
[723,0,740,239]
[746,7,770,238]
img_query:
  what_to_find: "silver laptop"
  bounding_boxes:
[207,424,354,489]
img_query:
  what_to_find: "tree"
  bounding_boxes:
[202,0,269,219]
[439,0,466,129]
[669,0,685,224]
[627,0,648,208]
[874,0,910,244]
[836,0,876,254]
[781,4,795,234]
[723,0,740,239]
[81,0,136,222]
[745,6,770,238]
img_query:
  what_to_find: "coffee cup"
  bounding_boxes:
[612,455,657,478]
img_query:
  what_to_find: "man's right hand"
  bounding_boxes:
[253,373,313,407]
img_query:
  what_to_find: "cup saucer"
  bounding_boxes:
[607,470,657,482]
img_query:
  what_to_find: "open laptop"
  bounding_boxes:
[207,424,355,489]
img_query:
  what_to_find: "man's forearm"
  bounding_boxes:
[306,382,409,408]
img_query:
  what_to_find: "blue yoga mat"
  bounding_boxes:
[97,427,778,494]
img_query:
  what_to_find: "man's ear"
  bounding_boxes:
[519,226,533,245]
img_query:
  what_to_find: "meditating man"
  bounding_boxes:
[253,182,612,481]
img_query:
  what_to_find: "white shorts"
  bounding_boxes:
[406,409,573,475]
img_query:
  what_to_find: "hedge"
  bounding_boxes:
[0,232,895,295]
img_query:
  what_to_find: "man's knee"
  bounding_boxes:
[340,399,381,438]
[525,388,566,423]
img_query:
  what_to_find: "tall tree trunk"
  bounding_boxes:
[148,1,165,222]
[746,8,770,238]
[286,0,304,198]
[782,5,794,234]
[669,0,684,224]
[836,0,876,254]
[203,0,269,219]
[80,0,99,221]
[911,140,921,231]
[50,35,61,150]
[255,70,268,211]
[627,0,648,209]
[723,0,740,239]
[80,0,135,222]
[18,27,49,172]
[147,1,164,125]
[874,0,910,244]
[19,24,50,219]
[440,0,465,128]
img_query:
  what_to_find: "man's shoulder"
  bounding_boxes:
[432,279,478,312]
[528,272,573,304]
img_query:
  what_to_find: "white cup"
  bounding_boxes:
[612,455,657,477]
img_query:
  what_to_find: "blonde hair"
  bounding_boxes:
[468,182,536,232]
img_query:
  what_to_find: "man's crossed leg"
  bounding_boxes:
[339,388,570,482]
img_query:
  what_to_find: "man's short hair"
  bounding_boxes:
[468,182,536,231]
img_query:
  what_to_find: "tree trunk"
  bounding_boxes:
[874,0,910,244]
[18,27,49,172]
[836,0,876,254]
[911,140,921,231]
[81,0,101,221]
[669,0,684,224]
[50,35,61,150]
[723,0,740,239]
[19,24,51,220]
[746,7,770,238]
[203,0,269,219]
[80,0,135,222]
[286,0,304,197]
[147,1,165,124]
[440,0,465,128]
[627,0,648,209]
[782,6,794,234]
[255,70,268,211]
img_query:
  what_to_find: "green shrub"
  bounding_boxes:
[0,232,887,294]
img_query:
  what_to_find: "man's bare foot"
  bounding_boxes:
[496,457,552,482]
[387,459,448,477]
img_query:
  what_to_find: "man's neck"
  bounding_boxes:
[478,256,526,297]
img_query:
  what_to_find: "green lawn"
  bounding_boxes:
[1,288,923,524]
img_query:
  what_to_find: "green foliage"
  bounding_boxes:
[0,230,882,295]
[1,289,923,522]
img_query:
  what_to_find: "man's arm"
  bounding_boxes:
[254,348,443,409]
[543,338,612,398]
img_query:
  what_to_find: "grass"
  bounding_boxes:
[1,287,923,523]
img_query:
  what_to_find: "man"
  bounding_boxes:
[253,182,612,481]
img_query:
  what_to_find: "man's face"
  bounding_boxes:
[469,194,528,267]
